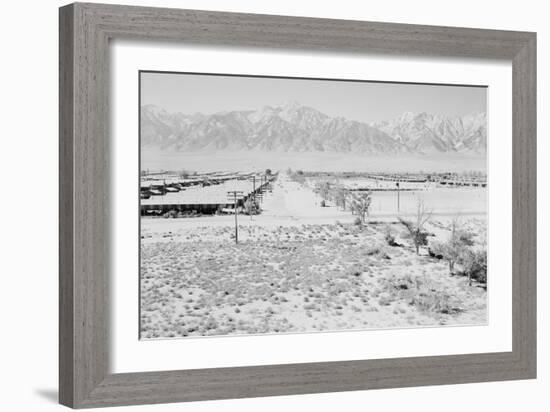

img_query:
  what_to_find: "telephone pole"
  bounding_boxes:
[227,190,244,244]
[260,175,265,203]
[396,182,400,214]
[252,175,256,206]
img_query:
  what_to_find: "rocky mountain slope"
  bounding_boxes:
[141,101,486,155]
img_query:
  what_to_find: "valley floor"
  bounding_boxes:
[140,174,487,339]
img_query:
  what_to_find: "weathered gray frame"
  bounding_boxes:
[59,2,536,409]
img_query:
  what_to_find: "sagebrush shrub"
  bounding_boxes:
[384,225,399,246]
[460,249,487,285]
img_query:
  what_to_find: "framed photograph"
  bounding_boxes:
[59,3,536,408]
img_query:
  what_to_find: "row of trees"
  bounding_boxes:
[314,180,373,225]
[310,177,486,286]
[430,218,487,285]
[390,201,486,286]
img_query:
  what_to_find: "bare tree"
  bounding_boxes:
[460,248,487,286]
[333,185,350,211]
[243,198,260,215]
[398,199,432,255]
[430,216,474,274]
[315,181,332,202]
[350,191,372,224]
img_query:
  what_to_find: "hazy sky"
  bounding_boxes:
[140,71,486,123]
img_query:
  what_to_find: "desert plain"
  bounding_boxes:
[140,173,487,339]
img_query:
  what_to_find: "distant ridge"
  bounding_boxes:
[141,101,486,155]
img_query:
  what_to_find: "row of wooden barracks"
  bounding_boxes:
[140,171,277,215]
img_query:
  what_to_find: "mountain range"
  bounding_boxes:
[141,101,486,155]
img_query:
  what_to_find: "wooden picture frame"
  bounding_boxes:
[59,2,536,408]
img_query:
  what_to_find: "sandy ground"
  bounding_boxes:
[140,174,487,339]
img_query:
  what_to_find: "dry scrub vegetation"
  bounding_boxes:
[140,220,486,339]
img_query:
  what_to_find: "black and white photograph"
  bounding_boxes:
[139,72,488,339]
